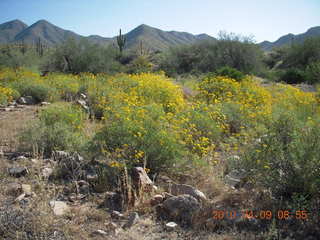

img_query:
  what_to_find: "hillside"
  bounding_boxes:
[13,19,84,45]
[121,24,215,51]
[0,19,215,51]
[0,19,28,43]
[260,26,320,51]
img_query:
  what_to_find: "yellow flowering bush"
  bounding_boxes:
[0,86,14,104]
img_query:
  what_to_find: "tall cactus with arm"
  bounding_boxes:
[117,29,126,55]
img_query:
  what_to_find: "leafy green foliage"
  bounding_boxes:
[41,38,123,74]
[280,68,306,84]
[159,32,263,76]
[215,66,245,81]
[240,113,320,200]
[20,103,86,156]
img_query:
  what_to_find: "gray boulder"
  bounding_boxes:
[225,169,248,189]
[8,166,28,177]
[17,96,36,105]
[159,194,201,225]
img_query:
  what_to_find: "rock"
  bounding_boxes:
[225,169,248,189]
[150,194,164,206]
[49,201,70,216]
[86,172,98,181]
[0,149,3,157]
[21,184,32,196]
[111,211,124,220]
[15,156,28,161]
[102,192,122,211]
[131,167,153,192]
[91,229,107,236]
[160,194,201,225]
[8,166,28,177]
[17,96,36,105]
[42,167,53,178]
[6,182,22,196]
[80,93,87,99]
[15,193,26,202]
[163,192,174,200]
[15,105,25,109]
[165,222,178,231]
[169,183,207,202]
[122,212,139,229]
[40,102,51,106]
[76,99,89,112]
[77,180,90,194]
[0,107,12,112]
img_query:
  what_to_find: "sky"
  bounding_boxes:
[0,0,319,42]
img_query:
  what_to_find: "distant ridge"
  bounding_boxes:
[0,19,215,51]
[1,19,319,52]
[259,26,320,51]
[0,19,28,43]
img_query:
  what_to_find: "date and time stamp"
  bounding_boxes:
[212,209,309,220]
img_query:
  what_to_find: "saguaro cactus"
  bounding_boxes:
[117,29,126,55]
[36,37,44,57]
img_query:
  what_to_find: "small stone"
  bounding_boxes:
[16,156,28,161]
[42,167,53,178]
[49,200,70,216]
[91,230,107,236]
[17,96,36,105]
[150,194,164,206]
[31,158,39,164]
[21,184,32,196]
[8,167,28,177]
[40,102,51,106]
[6,182,22,196]
[15,193,26,202]
[123,212,139,229]
[165,222,178,231]
[0,150,4,157]
[111,210,124,220]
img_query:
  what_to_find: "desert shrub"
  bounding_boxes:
[159,32,264,76]
[127,55,153,74]
[42,38,123,74]
[20,102,86,156]
[215,66,245,81]
[10,81,51,103]
[280,68,306,84]
[305,61,320,84]
[239,113,320,200]
[174,103,223,156]
[90,104,186,172]
[0,86,14,104]
[282,37,320,69]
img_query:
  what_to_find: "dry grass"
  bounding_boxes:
[0,106,38,152]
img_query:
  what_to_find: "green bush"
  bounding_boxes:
[280,68,306,84]
[305,61,320,84]
[11,81,51,103]
[89,104,186,172]
[215,66,245,81]
[239,113,320,201]
[20,103,86,156]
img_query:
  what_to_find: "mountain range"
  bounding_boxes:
[0,19,319,52]
[260,26,320,51]
[0,19,214,51]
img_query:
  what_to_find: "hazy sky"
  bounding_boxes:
[0,0,319,42]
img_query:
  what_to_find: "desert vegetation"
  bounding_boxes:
[0,31,320,240]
